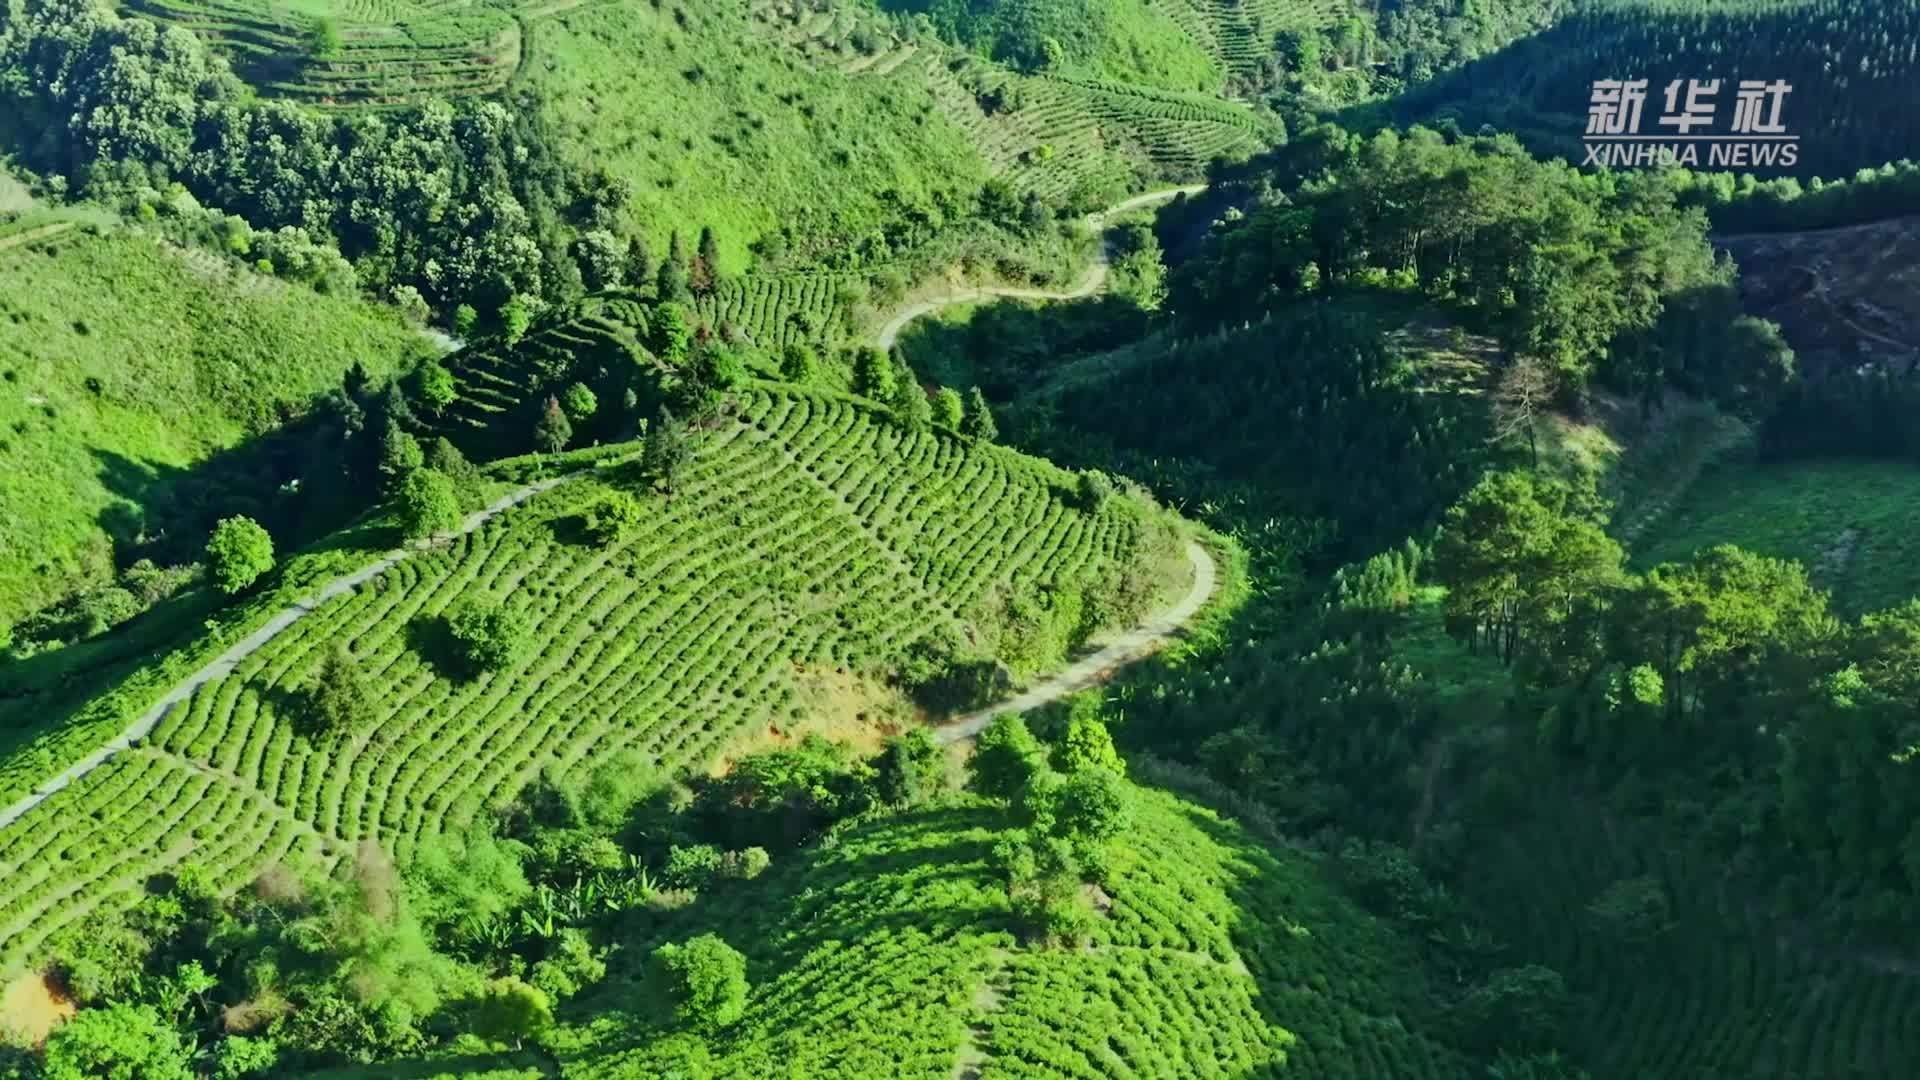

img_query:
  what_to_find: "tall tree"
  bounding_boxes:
[962,387,998,442]
[534,396,573,454]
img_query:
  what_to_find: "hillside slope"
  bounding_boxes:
[0,224,430,630]
[1389,0,1920,177]
[544,784,1475,1079]
[0,383,1188,968]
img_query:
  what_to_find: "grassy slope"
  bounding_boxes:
[540,785,1471,1079]
[0,227,428,627]
[1536,392,1920,615]
[1636,457,1920,615]
[0,384,1186,968]
[521,2,990,274]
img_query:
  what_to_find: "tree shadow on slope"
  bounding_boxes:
[0,421,395,788]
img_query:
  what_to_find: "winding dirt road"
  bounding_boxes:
[0,185,1216,830]
[0,476,572,833]
[935,539,1217,744]
[875,185,1205,350]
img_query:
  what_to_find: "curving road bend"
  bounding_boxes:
[934,540,1217,744]
[875,185,1205,350]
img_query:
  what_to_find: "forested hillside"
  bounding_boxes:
[1390,0,1920,177]
[907,83,1920,1080]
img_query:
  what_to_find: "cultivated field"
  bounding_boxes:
[0,384,1178,968]
[552,785,1471,1079]
[1634,456,1920,615]
[1476,797,1920,1080]
[122,0,533,105]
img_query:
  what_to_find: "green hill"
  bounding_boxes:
[446,784,1474,1079]
[0,382,1188,969]
[0,223,431,632]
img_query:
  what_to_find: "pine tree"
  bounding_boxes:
[962,386,998,442]
[625,235,653,292]
[690,226,721,295]
[378,418,424,493]
[534,396,572,454]
[643,406,692,492]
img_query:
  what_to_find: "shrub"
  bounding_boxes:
[533,396,573,454]
[699,346,746,390]
[642,406,692,492]
[584,491,645,546]
[720,847,770,881]
[891,377,932,429]
[779,343,818,384]
[562,382,599,422]
[962,386,997,442]
[397,468,463,540]
[872,729,945,807]
[968,713,1046,802]
[664,844,723,890]
[416,361,456,416]
[307,648,370,736]
[932,386,964,429]
[1052,768,1131,845]
[649,934,748,1030]
[446,600,529,673]
[500,295,535,345]
[853,347,896,399]
[379,419,424,493]
[424,438,480,485]
[206,516,273,595]
[469,977,552,1050]
[530,930,607,1002]
[1051,697,1125,776]
[1455,965,1570,1053]
[1585,875,1675,947]
[43,1002,194,1079]
[1076,469,1114,512]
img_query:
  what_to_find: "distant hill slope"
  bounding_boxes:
[0,223,429,630]
[540,784,1475,1079]
[1388,0,1920,177]
[0,383,1187,968]
[1717,216,1920,376]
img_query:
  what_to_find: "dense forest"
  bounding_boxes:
[1388,0,1920,177]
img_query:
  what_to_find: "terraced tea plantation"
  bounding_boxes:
[552,786,1471,1079]
[121,0,532,105]
[755,0,1282,204]
[0,385,1180,968]
[1154,0,1354,83]
[1476,799,1920,1079]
